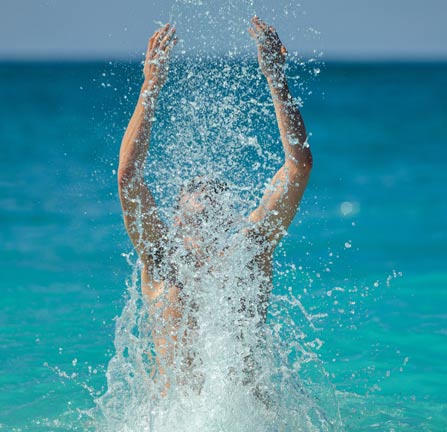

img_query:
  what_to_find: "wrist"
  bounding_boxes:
[267,72,288,92]
[268,74,289,102]
[141,78,161,97]
[140,79,161,110]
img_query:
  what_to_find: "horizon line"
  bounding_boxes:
[1,53,447,64]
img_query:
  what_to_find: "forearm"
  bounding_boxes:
[117,80,166,258]
[268,74,312,170]
[118,80,160,180]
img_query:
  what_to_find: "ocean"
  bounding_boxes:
[1,60,446,430]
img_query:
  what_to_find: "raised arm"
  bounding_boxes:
[118,24,177,268]
[248,17,313,247]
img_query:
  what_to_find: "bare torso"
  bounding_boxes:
[117,17,313,394]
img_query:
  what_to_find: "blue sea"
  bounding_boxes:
[1,59,446,430]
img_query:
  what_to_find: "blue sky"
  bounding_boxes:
[0,0,445,60]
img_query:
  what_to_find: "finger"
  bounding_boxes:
[159,27,176,50]
[253,16,268,33]
[249,25,268,45]
[164,37,178,57]
[152,31,164,52]
[152,24,170,51]
[248,27,258,41]
[156,37,178,65]
[158,23,171,39]
[148,31,159,52]
[162,37,178,56]
[150,23,169,47]
[250,16,264,34]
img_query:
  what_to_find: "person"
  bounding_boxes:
[117,16,312,390]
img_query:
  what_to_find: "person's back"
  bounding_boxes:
[117,17,313,395]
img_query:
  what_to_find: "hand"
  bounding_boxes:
[144,24,177,90]
[248,16,287,83]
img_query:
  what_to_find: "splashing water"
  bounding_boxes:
[89,0,338,430]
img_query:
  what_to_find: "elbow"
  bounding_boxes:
[301,149,313,172]
[285,151,313,177]
[117,165,136,193]
[302,140,313,171]
[306,151,313,171]
[117,167,129,187]
[118,163,145,199]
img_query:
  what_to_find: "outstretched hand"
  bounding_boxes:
[248,16,287,83]
[144,24,178,90]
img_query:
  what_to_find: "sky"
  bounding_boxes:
[0,0,446,60]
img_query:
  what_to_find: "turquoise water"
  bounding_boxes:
[1,60,446,430]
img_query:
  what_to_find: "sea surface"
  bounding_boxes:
[1,60,446,430]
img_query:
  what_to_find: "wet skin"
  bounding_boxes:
[118,17,313,390]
